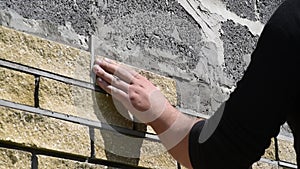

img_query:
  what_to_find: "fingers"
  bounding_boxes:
[96,77,129,104]
[93,64,129,93]
[95,58,139,84]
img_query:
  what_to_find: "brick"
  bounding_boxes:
[94,129,176,168]
[0,26,90,82]
[0,148,31,169]
[139,70,177,106]
[0,67,35,106]
[138,140,177,168]
[0,106,90,156]
[38,155,106,169]
[39,77,133,129]
[262,138,276,160]
[252,161,279,169]
[278,138,297,164]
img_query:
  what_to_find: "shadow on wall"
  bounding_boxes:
[92,88,147,167]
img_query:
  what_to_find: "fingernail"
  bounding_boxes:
[97,78,103,83]
[95,59,101,65]
[104,58,112,63]
[93,65,100,73]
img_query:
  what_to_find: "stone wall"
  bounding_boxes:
[0,0,297,168]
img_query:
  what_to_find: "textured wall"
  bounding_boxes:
[0,0,297,168]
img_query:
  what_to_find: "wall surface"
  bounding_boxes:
[0,0,297,168]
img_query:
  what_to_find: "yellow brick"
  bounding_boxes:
[262,138,276,160]
[0,26,90,82]
[252,161,278,169]
[138,140,177,169]
[278,138,297,164]
[139,70,177,106]
[0,67,34,106]
[94,129,176,168]
[0,148,31,169]
[39,77,133,129]
[38,155,106,169]
[0,106,90,156]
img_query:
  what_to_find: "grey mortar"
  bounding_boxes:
[220,20,259,82]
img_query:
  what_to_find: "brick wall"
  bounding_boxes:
[0,0,297,168]
[0,26,178,168]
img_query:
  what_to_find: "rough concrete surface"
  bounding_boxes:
[222,0,285,24]
[257,0,285,24]
[0,0,225,116]
[221,19,259,82]
[223,0,256,21]
[0,0,96,36]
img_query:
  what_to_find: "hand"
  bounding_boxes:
[93,58,168,123]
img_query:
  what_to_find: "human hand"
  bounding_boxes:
[93,58,168,124]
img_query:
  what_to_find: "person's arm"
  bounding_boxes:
[93,58,203,168]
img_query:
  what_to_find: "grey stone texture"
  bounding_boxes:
[257,0,286,23]
[220,19,259,82]
[223,0,257,21]
[0,0,232,116]
[0,0,96,36]
[222,0,285,24]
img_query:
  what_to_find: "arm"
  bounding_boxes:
[93,58,203,168]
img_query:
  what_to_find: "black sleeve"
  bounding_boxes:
[188,0,297,168]
[189,120,205,168]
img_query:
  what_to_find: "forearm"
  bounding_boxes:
[148,103,202,168]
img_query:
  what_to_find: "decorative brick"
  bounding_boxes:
[94,129,176,168]
[138,140,177,168]
[38,155,106,169]
[139,70,177,106]
[0,148,31,169]
[0,106,90,156]
[0,67,34,106]
[0,26,90,82]
[252,161,279,169]
[39,77,133,129]
[262,138,276,160]
[278,138,297,164]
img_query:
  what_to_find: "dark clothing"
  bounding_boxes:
[189,0,300,168]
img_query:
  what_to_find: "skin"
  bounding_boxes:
[93,58,204,168]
